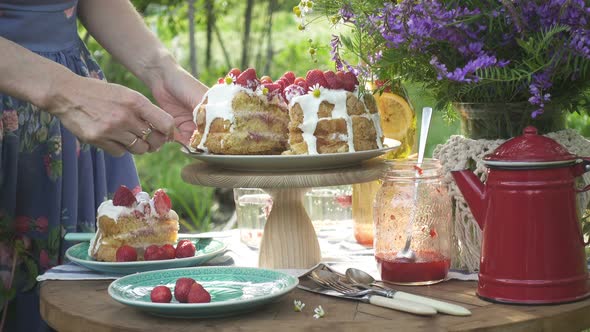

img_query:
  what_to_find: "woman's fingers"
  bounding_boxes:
[129,92,175,139]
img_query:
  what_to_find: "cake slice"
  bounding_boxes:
[88,186,179,262]
[189,68,291,155]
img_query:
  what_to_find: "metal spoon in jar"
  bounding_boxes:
[345,267,472,316]
[396,106,433,261]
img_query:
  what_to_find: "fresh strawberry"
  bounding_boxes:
[112,185,136,207]
[161,244,176,260]
[228,68,241,78]
[153,189,171,217]
[115,245,137,262]
[324,70,344,90]
[217,77,224,84]
[150,285,172,303]
[306,69,329,88]
[275,79,287,90]
[342,71,359,91]
[143,244,160,261]
[236,68,259,90]
[262,83,283,100]
[174,277,196,303]
[294,77,308,90]
[259,75,273,84]
[175,240,196,258]
[283,84,307,103]
[281,71,296,84]
[187,282,211,303]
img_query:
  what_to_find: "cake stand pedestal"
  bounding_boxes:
[181,159,388,269]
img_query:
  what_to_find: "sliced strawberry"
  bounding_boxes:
[262,83,283,100]
[306,69,329,88]
[112,185,136,207]
[228,68,241,78]
[324,70,344,90]
[187,282,211,303]
[150,285,172,303]
[294,77,308,90]
[153,189,171,217]
[174,278,196,303]
[259,75,273,84]
[281,71,296,84]
[342,71,359,91]
[294,77,306,85]
[115,245,137,262]
[283,84,307,103]
[161,244,176,260]
[236,68,259,90]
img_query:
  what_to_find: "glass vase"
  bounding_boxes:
[454,102,566,139]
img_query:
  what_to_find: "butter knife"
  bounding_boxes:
[297,278,437,316]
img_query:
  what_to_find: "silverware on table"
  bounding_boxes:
[300,265,436,316]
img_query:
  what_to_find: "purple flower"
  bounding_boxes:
[330,34,344,71]
[339,4,355,23]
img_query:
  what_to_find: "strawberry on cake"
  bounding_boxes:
[88,186,179,262]
[189,68,291,155]
[189,68,383,156]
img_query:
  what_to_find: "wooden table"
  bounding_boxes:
[40,279,590,331]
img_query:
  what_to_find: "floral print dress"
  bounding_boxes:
[0,1,140,330]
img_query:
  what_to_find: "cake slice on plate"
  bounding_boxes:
[88,186,179,262]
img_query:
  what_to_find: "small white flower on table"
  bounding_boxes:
[293,300,305,312]
[313,305,325,319]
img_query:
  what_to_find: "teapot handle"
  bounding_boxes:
[575,158,590,193]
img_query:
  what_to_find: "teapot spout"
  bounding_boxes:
[451,170,487,229]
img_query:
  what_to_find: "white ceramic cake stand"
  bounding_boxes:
[181,159,389,269]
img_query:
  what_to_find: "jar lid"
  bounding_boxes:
[483,126,577,167]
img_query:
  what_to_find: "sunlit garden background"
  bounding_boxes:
[83,0,590,233]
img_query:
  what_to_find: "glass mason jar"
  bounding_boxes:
[373,158,452,285]
[352,83,416,246]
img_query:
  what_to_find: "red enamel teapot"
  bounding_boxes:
[452,126,590,304]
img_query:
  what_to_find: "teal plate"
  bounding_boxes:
[108,266,299,318]
[65,240,226,275]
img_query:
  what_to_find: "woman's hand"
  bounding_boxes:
[46,75,175,156]
[150,65,208,144]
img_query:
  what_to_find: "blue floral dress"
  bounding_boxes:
[0,1,140,330]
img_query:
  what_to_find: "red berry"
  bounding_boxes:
[112,185,136,207]
[144,244,160,261]
[236,68,259,90]
[324,70,344,90]
[217,77,224,84]
[174,277,196,303]
[259,75,273,84]
[187,282,211,303]
[306,69,329,88]
[175,240,196,258]
[294,77,308,90]
[228,68,241,78]
[115,245,137,262]
[161,244,176,260]
[262,83,283,100]
[151,285,172,303]
[281,71,296,84]
[341,71,358,92]
[153,189,171,217]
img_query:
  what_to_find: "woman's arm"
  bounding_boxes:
[0,36,173,155]
[77,0,208,142]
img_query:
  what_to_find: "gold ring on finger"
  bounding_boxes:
[126,136,140,149]
[140,126,153,141]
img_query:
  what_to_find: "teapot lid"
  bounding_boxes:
[483,126,577,167]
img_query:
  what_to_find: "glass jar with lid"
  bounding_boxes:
[373,158,452,285]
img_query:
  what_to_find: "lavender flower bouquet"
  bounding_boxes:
[303,0,590,124]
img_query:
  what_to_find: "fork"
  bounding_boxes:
[172,129,203,155]
[308,270,437,316]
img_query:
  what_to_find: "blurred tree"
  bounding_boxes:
[241,0,254,68]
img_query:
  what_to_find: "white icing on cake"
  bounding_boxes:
[289,86,383,154]
[193,83,250,151]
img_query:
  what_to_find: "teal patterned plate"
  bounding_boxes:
[108,266,299,318]
[65,240,226,275]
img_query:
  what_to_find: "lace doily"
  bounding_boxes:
[433,129,590,272]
